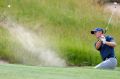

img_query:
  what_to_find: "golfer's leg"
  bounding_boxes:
[95,58,117,69]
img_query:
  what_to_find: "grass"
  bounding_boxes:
[0,27,14,61]
[0,64,120,79]
[0,0,120,66]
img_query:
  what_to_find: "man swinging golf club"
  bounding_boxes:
[91,28,117,69]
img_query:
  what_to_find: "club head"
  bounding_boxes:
[114,2,117,8]
[114,2,117,5]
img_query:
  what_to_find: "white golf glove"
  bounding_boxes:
[99,35,106,44]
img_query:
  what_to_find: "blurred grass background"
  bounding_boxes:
[0,0,120,66]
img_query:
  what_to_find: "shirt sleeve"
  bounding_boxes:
[106,36,115,42]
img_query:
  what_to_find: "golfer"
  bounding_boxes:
[91,28,117,69]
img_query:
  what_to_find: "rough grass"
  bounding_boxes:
[0,0,120,66]
[0,64,120,79]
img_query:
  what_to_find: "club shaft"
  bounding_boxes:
[105,2,117,33]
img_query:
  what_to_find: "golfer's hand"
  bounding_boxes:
[99,35,106,44]
[95,40,102,50]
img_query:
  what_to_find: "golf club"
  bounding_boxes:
[104,2,117,34]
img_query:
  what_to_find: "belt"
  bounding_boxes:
[104,56,116,60]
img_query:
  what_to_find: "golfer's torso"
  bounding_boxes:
[99,35,115,61]
[100,44,115,60]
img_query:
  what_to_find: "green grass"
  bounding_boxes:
[0,0,120,66]
[0,27,15,61]
[0,64,119,79]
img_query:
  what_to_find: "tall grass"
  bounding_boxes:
[0,0,120,66]
[0,26,16,62]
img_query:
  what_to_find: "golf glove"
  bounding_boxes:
[99,35,106,44]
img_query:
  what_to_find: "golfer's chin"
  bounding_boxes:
[96,36,100,39]
[95,35,98,38]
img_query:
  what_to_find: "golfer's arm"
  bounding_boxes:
[95,40,102,50]
[105,42,116,47]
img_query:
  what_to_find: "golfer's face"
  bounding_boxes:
[95,31,102,38]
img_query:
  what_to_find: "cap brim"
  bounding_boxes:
[91,31,95,34]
